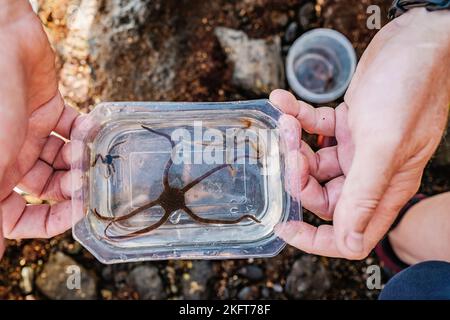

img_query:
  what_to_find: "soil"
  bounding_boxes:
[0,0,448,300]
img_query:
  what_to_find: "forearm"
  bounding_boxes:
[382,7,450,101]
[395,7,450,49]
[403,8,450,103]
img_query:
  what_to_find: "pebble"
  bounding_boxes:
[101,289,113,300]
[127,265,166,300]
[182,261,214,299]
[298,1,317,30]
[101,265,113,281]
[284,22,299,43]
[285,255,332,299]
[237,286,253,300]
[215,27,285,96]
[272,283,283,293]
[114,271,128,289]
[64,241,82,255]
[20,267,34,294]
[261,287,270,298]
[35,252,97,300]
[238,265,264,281]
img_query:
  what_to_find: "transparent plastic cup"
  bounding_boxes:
[71,100,302,263]
[286,28,356,104]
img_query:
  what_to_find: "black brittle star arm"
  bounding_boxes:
[91,199,159,224]
[91,154,104,167]
[141,125,175,188]
[109,140,126,151]
[104,209,172,240]
[182,205,260,224]
[91,199,167,239]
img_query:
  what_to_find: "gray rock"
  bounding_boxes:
[215,27,285,96]
[89,0,178,102]
[128,265,166,300]
[101,265,113,281]
[237,286,253,300]
[182,261,214,300]
[238,265,264,281]
[433,121,450,166]
[114,270,129,289]
[285,255,331,299]
[272,283,283,293]
[261,287,270,298]
[298,1,317,30]
[284,22,299,43]
[36,252,97,300]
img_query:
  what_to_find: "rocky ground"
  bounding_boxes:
[0,0,449,300]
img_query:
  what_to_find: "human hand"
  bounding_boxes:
[0,1,80,258]
[271,8,450,259]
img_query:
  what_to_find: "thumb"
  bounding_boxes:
[278,114,303,201]
[334,143,397,258]
[0,73,28,200]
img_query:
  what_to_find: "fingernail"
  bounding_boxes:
[273,223,284,236]
[274,222,300,241]
[274,222,293,239]
[345,231,364,253]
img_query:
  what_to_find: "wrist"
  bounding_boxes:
[402,7,450,28]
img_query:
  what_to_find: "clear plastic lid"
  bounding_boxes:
[71,100,302,263]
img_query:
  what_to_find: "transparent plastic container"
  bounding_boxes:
[71,100,302,263]
[286,28,356,103]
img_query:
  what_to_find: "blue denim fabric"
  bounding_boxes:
[379,261,450,300]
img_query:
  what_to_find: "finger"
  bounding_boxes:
[282,133,344,221]
[68,139,86,170]
[18,160,71,201]
[279,114,303,202]
[54,104,80,139]
[334,102,353,174]
[0,78,27,183]
[28,93,65,139]
[300,170,344,220]
[52,129,85,170]
[301,142,343,182]
[279,113,302,150]
[274,221,342,257]
[2,192,71,239]
[333,144,397,258]
[279,113,344,219]
[270,89,336,136]
[52,141,72,169]
[39,134,67,169]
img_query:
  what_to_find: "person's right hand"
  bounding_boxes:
[272,8,450,260]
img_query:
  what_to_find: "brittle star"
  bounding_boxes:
[91,124,261,240]
[91,140,126,179]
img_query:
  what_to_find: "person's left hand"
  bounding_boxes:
[0,1,80,258]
